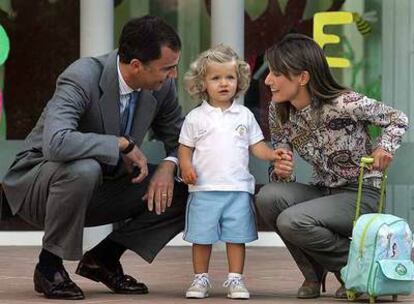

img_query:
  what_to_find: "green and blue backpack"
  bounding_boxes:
[341,157,414,303]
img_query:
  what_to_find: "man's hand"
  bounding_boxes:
[142,160,175,215]
[118,137,148,184]
[371,148,393,171]
[272,148,294,179]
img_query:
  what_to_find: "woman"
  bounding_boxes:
[255,33,408,299]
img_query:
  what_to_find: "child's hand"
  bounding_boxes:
[272,148,294,178]
[272,148,293,162]
[181,166,198,185]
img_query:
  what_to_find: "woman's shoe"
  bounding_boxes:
[334,285,347,298]
[333,272,347,298]
[297,272,327,299]
[297,281,320,298]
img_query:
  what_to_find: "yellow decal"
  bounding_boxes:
[313,12,354,68]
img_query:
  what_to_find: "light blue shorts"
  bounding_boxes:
[183,191,258,244]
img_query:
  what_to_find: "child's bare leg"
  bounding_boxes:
[224,243,249,299]
[193,244,212,273]
[186,244,212,299]
[226,243,245,273]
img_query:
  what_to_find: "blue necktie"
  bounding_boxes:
[120,91,139,135]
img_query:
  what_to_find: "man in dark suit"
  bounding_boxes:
[1,15,187,300]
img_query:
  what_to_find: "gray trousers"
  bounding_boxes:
[17,159,187,262]
[255,182,380,280]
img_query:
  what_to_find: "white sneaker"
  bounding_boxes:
[186,273,211,298]
[223,275,250,299]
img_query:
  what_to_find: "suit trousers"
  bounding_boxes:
[17,158,187,262]
[255,182,380,280]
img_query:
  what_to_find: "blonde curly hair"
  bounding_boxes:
[184,44,251,102]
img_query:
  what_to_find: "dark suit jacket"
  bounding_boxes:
[1,50,184,216]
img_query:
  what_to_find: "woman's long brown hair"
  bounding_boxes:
[265,33,349,124]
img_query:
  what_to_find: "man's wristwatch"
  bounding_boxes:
[121,135,135,154]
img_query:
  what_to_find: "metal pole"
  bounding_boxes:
[80,0,114,250]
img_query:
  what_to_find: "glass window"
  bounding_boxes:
[114,0,211,125]
[0,0,79,140]
[243,0,382,139]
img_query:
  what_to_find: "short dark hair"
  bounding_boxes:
[118,15,181,64]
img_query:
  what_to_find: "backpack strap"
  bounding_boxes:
[354,156,387,226]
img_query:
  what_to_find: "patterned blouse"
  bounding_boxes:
[269,91,409,188]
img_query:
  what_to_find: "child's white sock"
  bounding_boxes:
[227,272,242,279]
[224,272,249,299]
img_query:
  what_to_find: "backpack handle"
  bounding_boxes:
[354,156,387,226]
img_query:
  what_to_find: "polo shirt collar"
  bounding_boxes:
[200,100,241,114]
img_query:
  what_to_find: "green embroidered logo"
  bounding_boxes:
[395,263,407,276]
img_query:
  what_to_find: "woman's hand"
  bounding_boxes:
[272,148,294,179]
[371,148,393,171]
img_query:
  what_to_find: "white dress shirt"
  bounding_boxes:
[116,57,178,165]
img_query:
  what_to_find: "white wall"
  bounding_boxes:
[0,231,284,247]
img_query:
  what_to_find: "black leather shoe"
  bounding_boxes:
[75,251,148,294]
[34,265,85,300]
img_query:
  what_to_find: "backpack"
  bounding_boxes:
[341,157,414,303]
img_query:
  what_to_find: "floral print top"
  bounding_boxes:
[269,91,409,188]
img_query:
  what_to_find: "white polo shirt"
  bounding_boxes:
[179,100,264,194]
